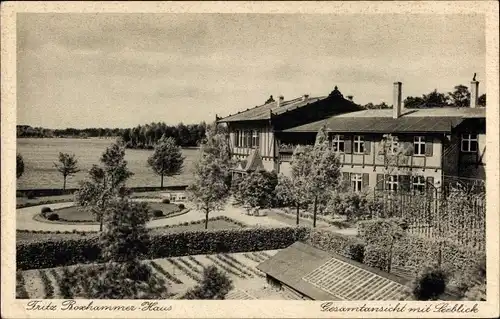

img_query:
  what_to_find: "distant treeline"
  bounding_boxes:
[16,126,124,139]
[120,122,207,149]
[17,122,208,149]
[361,85,486,109]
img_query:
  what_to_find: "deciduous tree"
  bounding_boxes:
[448,85,470,107]
[147,135,184,188]
[187,122,233,229]
[309,126,342,227]
[54,152,80,190]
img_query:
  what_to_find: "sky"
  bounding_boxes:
[17,13,485,129]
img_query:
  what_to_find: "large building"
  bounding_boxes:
[217,81,486,192]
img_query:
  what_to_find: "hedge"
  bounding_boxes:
[17,226,310,270]
[307,228,365,259]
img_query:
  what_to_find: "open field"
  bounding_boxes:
[17,138,199,189]
[17,250,285,300]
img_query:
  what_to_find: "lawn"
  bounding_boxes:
[53,202,181,222]
[17,250,282,300]
[16,217,245,243]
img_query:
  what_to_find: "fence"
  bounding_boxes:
[373,190,485,251]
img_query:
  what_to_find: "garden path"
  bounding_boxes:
[16,200,289,232]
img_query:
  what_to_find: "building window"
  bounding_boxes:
[412,176,426,193]
[386,175,398,192]
[461,134,478,152]
[351,173,363,192]
[331,135,344,152]
[414,136,426,156]
[251,130,260,148]
[238,130,245,147]
[353,136,365,154]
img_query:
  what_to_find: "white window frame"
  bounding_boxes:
[351,173,363,192]
[461,134,478,153]
[238,130,244,148]
[386,175,398,192]
[414,136,426,156]
[353,135,365,154]
[331,135,344,153]
[412,176,426,193]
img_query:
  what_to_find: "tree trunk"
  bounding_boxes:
[313,196,318,228]
[296,203,300,225]
[100,217,103,232]
[161,174,164,189]
[205,209,209,229]
[63,176,67,191]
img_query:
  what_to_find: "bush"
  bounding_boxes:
[41,207,53,216]
[307,228,364,258]
[47,213,59,221]
[328,191,370,221]
[178,203,185,210]
[411,265,448,300]
[162,198,170,204]
[16,226,310,270]
[363,244,389,271]
[152,210,164,217]
[346,243,365,263]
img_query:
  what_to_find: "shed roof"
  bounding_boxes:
[257,242,410,301]
[282,107,485,133]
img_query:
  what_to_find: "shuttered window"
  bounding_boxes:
[414,136,426,156]
[353,136,365,154]
[351,173,363,192]
[385,175,398,192]
[331,135,344,152]
[412,176,426,193]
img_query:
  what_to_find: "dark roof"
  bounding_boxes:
[257,242,410,301]
[282,107,485,133]
[218,96,327,122]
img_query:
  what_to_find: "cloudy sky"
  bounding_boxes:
[17,13,485,129]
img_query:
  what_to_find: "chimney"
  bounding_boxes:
[470,80,479,108]
[393,82,402,119]
[302,94,309,102]
[277,95,284,107]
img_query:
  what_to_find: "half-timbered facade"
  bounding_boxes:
[217,81,486,192]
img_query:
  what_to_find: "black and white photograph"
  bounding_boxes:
[1,1,499,318]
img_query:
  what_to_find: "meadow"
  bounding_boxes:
[17,138,199,189]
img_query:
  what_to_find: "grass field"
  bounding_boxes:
[53,202,181,222]
[17,250,285,300]
[17,138,199,189]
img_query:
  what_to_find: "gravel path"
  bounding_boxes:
[16,201,289,232]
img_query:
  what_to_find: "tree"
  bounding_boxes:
[309,126,342,227]
[54,152,80,190]
[61,198,168,299]
[235,170,277,213]
[16,153,24,179]
[187,122,233,229]
[75,139,134,231]
[183,265,233,300]
[403,96,425,109]
[147,135,184,188]
[275,146,313,226]
[448,85,470,107]
[478,93,486,107]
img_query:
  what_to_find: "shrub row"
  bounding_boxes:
[242,253,263,263]
[16,199,69,209]
[215,255,254,277]
[177,258,203,274]
[205,255,246,279]
[221,254,265,278]
[276,209,353,229]
[187,256,205,269]
[149,261,183,284]
[307,228,365,261]
[17,226,310,270]
[166,258,201,282]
